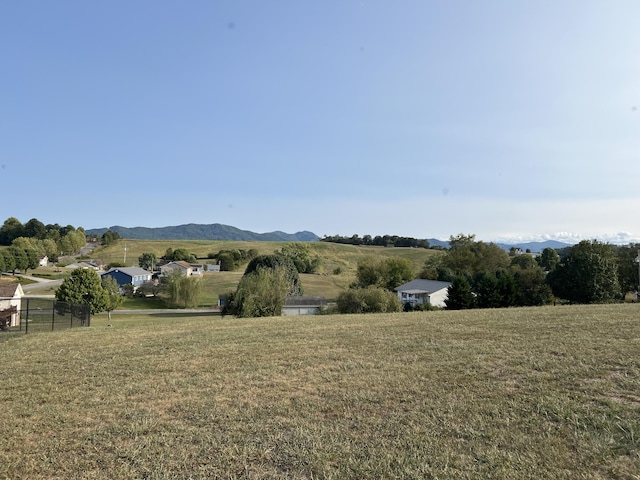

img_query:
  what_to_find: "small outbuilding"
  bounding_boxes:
[281,296,328,316]
[394,279,452,309]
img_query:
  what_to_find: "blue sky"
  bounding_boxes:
[2,1,639,244]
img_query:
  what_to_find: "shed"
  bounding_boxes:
[282,296,328,316]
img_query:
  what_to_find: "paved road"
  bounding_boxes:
[19,275,63,293]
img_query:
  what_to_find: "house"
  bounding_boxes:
[101,267,153,289]
[190,264,206,276]
[38,255,49,267]
[394,279,452,308]
[281,296,328,316]
[0,283,24,327]
[65,261,99,270]
[160,261,193,277]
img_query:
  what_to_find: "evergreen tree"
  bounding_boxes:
[445,276,476,310]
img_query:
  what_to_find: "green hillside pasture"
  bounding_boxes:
[91,239,442,276]
[91,240,282,267]
[1,304,639,479]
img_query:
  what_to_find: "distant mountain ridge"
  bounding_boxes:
[86,224,319,242]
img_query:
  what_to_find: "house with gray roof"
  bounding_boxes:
[101,267,153,289]
[394,279,452,308]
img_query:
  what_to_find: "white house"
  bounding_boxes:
[0,283,24,327]
[281,296,328,316]
[394,279,452,308]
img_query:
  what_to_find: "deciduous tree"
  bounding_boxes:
[101,276,123,320]
[547,240,620,303]
[55,268,108,315]
[138,252,157,271]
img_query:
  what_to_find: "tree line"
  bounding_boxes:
[439,235,638,309]
[321,234,432,249]
[0,217,88,264]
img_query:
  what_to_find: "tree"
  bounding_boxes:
[473,272,502,308]
[513,267,553,306]
[225,255,304,317]
[355,257,415,291]
[445,276,476,310]
[444,234,510,277]
[233,267,291,317]
[101,276,123,321]
[613,244,640,295]
[23,218,46,239]
[160,270,202,308]
[381,258,415,291]
[276,243,321,273]
[7,246,28,274]
[164,248,196,263]
[547,240,621,303]
[0,217,24,245]
[138,252,157,271]
[55,268,108,316]
[0,250,15,274]
[510,254,538,271]
[538,247,560,272]
[216,252,234,271]
[24,248,39,272]
[244,255,303,296]
[101,230,121,246]
[355,257,382,288]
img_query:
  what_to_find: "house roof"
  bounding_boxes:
[103,267,152,277]
[283,296,328,307]
[0,283,24,298]
[162,261,192,269]
[394,279,451,294]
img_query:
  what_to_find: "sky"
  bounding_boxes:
[2,1,639,244]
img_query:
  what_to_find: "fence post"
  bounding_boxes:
[24,298,29,334]
[52,302,56,331]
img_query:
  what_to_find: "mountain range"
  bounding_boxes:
[86,223,572,252]
[86,224,319,242]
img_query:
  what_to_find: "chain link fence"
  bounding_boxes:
[0,297,90,336]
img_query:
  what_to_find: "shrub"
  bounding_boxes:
[336,287,401,314]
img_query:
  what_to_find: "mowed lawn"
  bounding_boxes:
[2,305,639,479]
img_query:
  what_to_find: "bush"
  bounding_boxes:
[336,287,401,314]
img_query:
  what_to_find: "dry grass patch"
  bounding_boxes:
[1,305,639,479]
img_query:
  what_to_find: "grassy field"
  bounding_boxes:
[90,239,442,277]
[2,304,639,479]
